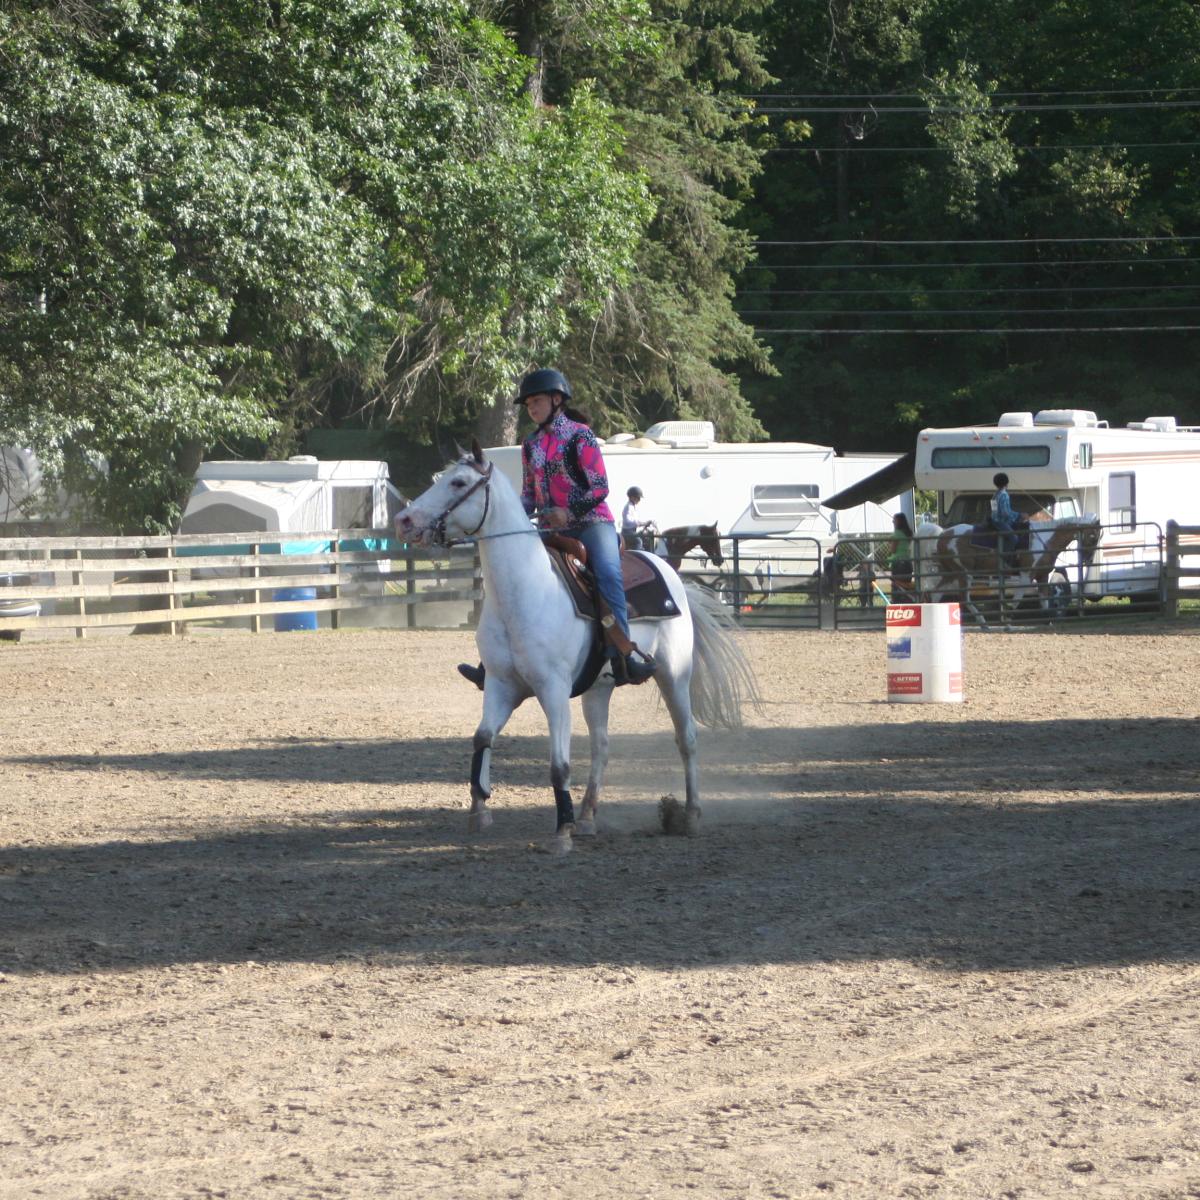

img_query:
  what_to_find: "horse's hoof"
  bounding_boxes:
[552,826,574,855]
[467,809,493,833]
[575,818,597,837]
[685,809,702,838]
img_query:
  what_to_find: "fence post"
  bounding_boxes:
[166,543,178,636]
[1165,520,1179,619]
[405,547,416,629]
[471,546,483,627]
[251,542,263,634]
[330,537,342,631]
[72,548,86,639]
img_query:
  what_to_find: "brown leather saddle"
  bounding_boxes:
[543,534,681,623]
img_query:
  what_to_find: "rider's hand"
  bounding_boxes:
[541,507,569,530]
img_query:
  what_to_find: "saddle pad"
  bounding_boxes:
[547,547,681,622]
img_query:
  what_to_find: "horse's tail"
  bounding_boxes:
[683,581,762,730]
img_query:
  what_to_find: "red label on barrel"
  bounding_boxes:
[949,672,963,693]
[887,672,924,694]
[949,605,962,626]
[886,606,922,627]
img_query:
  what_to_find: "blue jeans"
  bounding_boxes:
[568,521,629,648]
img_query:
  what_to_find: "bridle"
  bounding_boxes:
[430,459,494,544]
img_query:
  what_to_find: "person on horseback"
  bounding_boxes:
[989,472,1022,569]
[620,486,656,551]
[456,368,657,690]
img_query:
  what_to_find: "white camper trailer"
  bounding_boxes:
[179,456,401,545]
[913,409,1200,599]
[485,421,909,559]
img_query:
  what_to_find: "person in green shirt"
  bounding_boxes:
[886,512,915,597]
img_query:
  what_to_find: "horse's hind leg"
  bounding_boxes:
[576,683,614,836]
[658,665,701,835]
[468,684,521,833]
[536,683,576,853]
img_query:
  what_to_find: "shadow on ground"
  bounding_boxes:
[4,717,1199,977]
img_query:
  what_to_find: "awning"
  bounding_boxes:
[822,450,915,510]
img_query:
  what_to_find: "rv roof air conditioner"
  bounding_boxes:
[1033,409,1100,428]
[1140,416,1177,433]
[997,412,1034,428]
[643,420,716,448]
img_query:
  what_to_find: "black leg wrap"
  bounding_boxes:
[470,744,491,800]
[554,788,575,831]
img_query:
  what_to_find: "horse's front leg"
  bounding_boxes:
[576,682,615,836]
[536,681,575,854]
[469,681,522,833]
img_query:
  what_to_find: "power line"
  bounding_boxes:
[764,141,1200,153]
[753,100,1200,113]
[739,87,1200,100]
[744,305,1200,316]
[754,236,1200,246]
[740,283,1200,297]
[753,325,1200,334]
[740,256,1197,271]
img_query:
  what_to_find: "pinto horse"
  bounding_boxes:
[916,514,1102,622]
[394,445,759,852]
[659,523,724,573]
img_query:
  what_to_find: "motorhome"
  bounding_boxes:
[913,409,1200,599]
[485,421,910,567]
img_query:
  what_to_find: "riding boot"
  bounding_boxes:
[624,651,657,684]
[612,650,656,687]
[457,662,485,690]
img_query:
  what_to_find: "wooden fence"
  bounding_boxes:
[0,529,481,639]
[1164,521,1200,618]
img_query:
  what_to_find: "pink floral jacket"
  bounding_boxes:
[520,411,615,528]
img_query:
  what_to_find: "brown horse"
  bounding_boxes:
[916,515,1102,622]
[659,523,724,572]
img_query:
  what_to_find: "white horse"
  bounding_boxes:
[394,443,759,851]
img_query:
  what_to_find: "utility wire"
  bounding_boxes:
[754,236,1200,246]
[744,305,1200,316]
[753,100,1200,113]
[753,325,1200,334]
[741,256,1196,271]
[764,141,1200,153]
[739,87,1200,99]
[740,283,1200,296]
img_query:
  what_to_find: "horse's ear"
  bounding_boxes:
[471,438,485,465]
[453,441,467,461]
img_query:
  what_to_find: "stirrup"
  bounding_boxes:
[617,651,656,687]
[457,662,485,690]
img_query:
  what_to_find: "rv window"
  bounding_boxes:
[751,483,819,520]
[1054,497,1078,519]
[1078,443,1093,469]
[930,445,1051,468]
[944,493,1056,526]
[334,486,374,530]
[1108,473,1135,531]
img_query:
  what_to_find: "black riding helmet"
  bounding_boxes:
[627,487,642,500]
[513,367,572,405]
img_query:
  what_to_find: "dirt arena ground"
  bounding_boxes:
[2,619,1199,1199]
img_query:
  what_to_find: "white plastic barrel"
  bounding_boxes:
[885,602,964,703]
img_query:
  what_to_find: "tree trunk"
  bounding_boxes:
[474,398,519,449]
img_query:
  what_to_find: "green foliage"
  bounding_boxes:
[737,0,1200,453]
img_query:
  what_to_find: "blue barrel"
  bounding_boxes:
[273,587,318,632]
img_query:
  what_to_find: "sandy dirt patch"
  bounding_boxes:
[2,620,1199,1199]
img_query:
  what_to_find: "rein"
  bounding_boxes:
[428,460,541,547]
